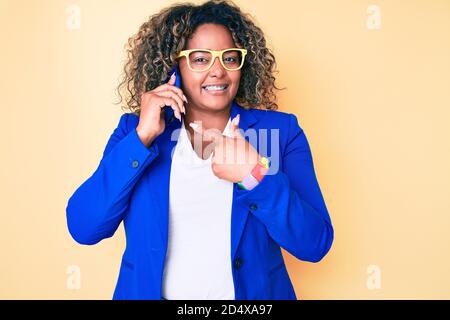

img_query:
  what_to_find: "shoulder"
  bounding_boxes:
[241,107,306,157]
[245,107,304,135]
[119,108,303,137]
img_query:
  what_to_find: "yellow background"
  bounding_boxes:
[1,0,449,299]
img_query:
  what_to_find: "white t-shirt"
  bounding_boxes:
[162,117,235,300]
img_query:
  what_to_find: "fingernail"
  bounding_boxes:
[171,72,175,78]
[183,94,188,103]
[189,123,199,130]
[233,114,240,125]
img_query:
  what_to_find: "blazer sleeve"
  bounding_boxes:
[66,113,159,245]
[235,113,334,262]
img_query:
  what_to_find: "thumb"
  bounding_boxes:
[230,114,242,138]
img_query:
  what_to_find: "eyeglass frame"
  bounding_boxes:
[176,48,248,72]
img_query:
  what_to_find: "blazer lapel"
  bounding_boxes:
[229,101,258,260]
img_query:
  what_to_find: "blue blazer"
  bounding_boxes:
[66,100,334,300]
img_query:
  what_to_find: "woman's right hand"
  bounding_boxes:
[136,72,188,147]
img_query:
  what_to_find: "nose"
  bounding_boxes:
[208,56,226,76]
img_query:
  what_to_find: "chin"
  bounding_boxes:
[202,96,233,109]
[201,98,232,111]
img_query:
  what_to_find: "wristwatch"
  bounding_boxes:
[237,156,270,190]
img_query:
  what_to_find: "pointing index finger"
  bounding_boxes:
[189,122,224,143]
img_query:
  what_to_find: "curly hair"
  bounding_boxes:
[115,0,284,114]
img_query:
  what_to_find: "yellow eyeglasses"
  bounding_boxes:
[176,48,247,72]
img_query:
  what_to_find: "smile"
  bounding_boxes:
[202,84,229,94]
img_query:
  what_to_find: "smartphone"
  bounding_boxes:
[164,65,183,121]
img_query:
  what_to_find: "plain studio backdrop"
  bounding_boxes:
[0,0,449,299]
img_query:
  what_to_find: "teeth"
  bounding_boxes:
[204,85,227,91]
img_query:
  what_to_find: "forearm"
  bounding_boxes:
[66,128,159,245]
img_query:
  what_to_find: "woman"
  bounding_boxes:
[66,0,334,300]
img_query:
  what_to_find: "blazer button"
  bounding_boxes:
[132,160,139,168]
[234,258,243,270]
[249,203,258,211]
